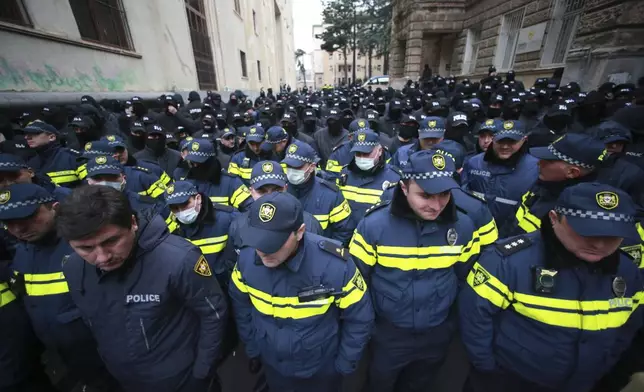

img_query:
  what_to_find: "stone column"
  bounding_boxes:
[404,29,423,78]
[389,39,406,78]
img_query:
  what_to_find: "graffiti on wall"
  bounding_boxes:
[0,57,137,92]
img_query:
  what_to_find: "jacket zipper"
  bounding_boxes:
[205,297,221,320]
[140,318,150,351]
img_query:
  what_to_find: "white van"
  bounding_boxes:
[362,75,389,88]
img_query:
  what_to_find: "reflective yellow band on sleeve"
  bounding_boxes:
[0,284,16,308]
[210,196,230,206]
[231,266,249,293]
[515,191,540,233]
[349,231,377,266]
[165,214,178,233]
[466,262,513,309]
[329,199,351,223]
[313,214,330,229]
[159,172,172,187]
[477,219,499,246]
[326,160,342,173]
[227,162,241,176]
[340,185,383,205]
[190,235,228,255]
[230,185,251,208]
[77,164,88,179]
[24,272,69,296]
[337,268,367,309]
[238,167,252,180]
[47,170,80,185]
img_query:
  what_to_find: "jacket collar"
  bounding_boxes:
[483,142,528,167]
[390,185,457,223]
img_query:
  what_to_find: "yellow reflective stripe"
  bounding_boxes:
[326,159,342,173]
[340,185,383,205]
[349,231,377,266]
[77,163,88,178]
[228,162,241,176]
[329,199,351,223]
[466,262,513,309]
[47,170,79,184]
[637,222,644,240]
[238,167,252,179]
[376,244,462,256]
[280,163,287,172]
[314,214,329,229]
[210,196,230,206]
[337,268,367,309]
[189,235,228,255]
[23,272,69,296]
[0,284,16,307]
[159,172,172,187]
[478,219,498,246]
[230,185,251,208]
[231,267,333,319]
[515,191,540,233]
[512,291,644,331]
[165,213,178,233]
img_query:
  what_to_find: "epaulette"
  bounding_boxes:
[463,190,487,203]
[212,203,235,213]
[132,166,150,173]
[319,178,339,192]
[388,165,402,177]
[620,246,640,266]
[364,200,390,216]
[380,179,397,191]
[318,240,348,261]
[68,148,82,156]
[494,235,532,256]
[338,173,348,186]
[332,140,350,152]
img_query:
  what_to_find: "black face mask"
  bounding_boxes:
[375,103,386,115]
[133,104,146,117]
[341,116,353,130]
[368,121,379,132]
[216,120,227,130]
[577,104,605,126]
[327,119,343,136]
[543,115,571,133]
[398,125,418,139]
[146,138,166,156]
[502,107,521,121]
[388,109,401,121]
[202,121,214,131]
[523,102,540,116]
[259,118,272,129]
[130,133,145,150]
[276,107,285,119]
[487,107,502,118]
[284,123,297,136]
[75,128,100,148]
[303,120,317,133]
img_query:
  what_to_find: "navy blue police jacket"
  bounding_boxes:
[28,142,83,188]
[325,139,392,179]
[287,175,356,246]
[458,224,644,392]
[228,149,263,185]
[461,149,538,235]
[230,233,375,378]
[186,172,252,211]
[349,189,482,330]
[63,212,228,391]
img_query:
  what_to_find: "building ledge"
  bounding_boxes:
[0,21,142,59]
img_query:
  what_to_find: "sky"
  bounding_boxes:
[292,0,324,53]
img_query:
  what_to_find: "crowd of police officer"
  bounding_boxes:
[0,67,644,392]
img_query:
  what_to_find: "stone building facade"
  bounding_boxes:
[389,0,644,90]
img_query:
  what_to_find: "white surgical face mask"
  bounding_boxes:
[287,167,309,185]
[95,180,125,191]
[355,157,376,171]
[175,206,198,224]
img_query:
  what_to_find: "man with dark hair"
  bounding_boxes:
[57,185,228,392]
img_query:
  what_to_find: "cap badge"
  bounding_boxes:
[191,142,200,151]
[84,142,92,151]
[107,135,116,142]
[95,156,107,165]
[485,119,494,126]
[262,162,274,173]
[357,120,366,128]
[432,154,446,170]
[186,136,193,142]
[503,121,514,130]
[0,190,10,204]
[249,127,256,134]
[428,120,437,128]
[357,133,366,142]
[166,184,175,195]
[596,191,618,210]
[259,203,276,223]
[288,144,298,154]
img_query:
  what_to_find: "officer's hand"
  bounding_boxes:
[167,106,178,115]
[248,357,262,374]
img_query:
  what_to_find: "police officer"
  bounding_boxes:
[23,121,84,188]
[349,149,483,392]
[56,185,228,392]
[227,125,268,185]
[183,138,252,211]
[468,119,501,160]
[391,116,446,169]
[229,192,374,392]
[1,183,117,391]
[337,129,400,221]
[459,183,643,392]
[325,118,371,177]
[229,160,323,250]
[134,123,182,175]
[0,153,71,201]
[462,120,538,235]
[282,142,355,245]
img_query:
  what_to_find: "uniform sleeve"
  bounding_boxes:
[390,149,402,169]
[460,160,471,191]
[229,177,252,211]
[228,262,261,358]
[475,203,498,248]
[227,156,241,177]
[328,192,356,246]
[348,217,377,279]
[458,247,515,372]
[137,170,169,199]
[334,258,375,375]
[325,149,343,176]
[171,248,228,379]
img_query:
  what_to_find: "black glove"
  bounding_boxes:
[249,357,262,374]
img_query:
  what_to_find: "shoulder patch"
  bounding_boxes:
[319,178,339,192]
[365,200,390,216]
[332,141,349,152]
[194,255,212,277]
[462,190,487,204]
[133,166,150,173]
[212,203,235,213]
[318,240,348,260]
[495,236,532,256]
[68,148,82,156]
[620,246,641,265]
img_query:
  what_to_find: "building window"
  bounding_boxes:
[337,53,342,60]
[0,0,31,26]
[69,0,133,50]
[329,53,333,59]
[185,0,217,89]
[257,60,262,81]
[462,26,482,75]
[377,64,382,71]
[493,7,525,71]
[329,65,333,71]
[253,9,258,34]
[541,0,586,66]
[234,0,241,14]
[240,50,248,77]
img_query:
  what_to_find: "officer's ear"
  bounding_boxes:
[130,214,138,233]
[566,165,582,179]
[295,223,306,241]
[548,210,559,226]
[51,201,60,212]
[400,179,409,197]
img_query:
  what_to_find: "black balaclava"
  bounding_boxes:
[388,104,402,122]
[543,114,572,134]
[188,156,222,184]
[133,102,147,117]
[523,98,541,117]
[202,115,215,132]
[211,93,223,108]
[502,103,522,121]
[303,118,317,134]
[487,105,502,119]
[282,120,298,137]
[341,114,354,130]
[130,132,145,150]
[146,134,167,156]
[75,126,101,148]
[327,117,343,137]
[228,93,239,107]
[398,122,419,140]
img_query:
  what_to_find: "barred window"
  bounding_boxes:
[0,0,31,26]
[185,0,217,89]
[69,0,133,50]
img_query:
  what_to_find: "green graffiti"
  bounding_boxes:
[0,57,136,92]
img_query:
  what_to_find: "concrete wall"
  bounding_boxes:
[0,0,198,93]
